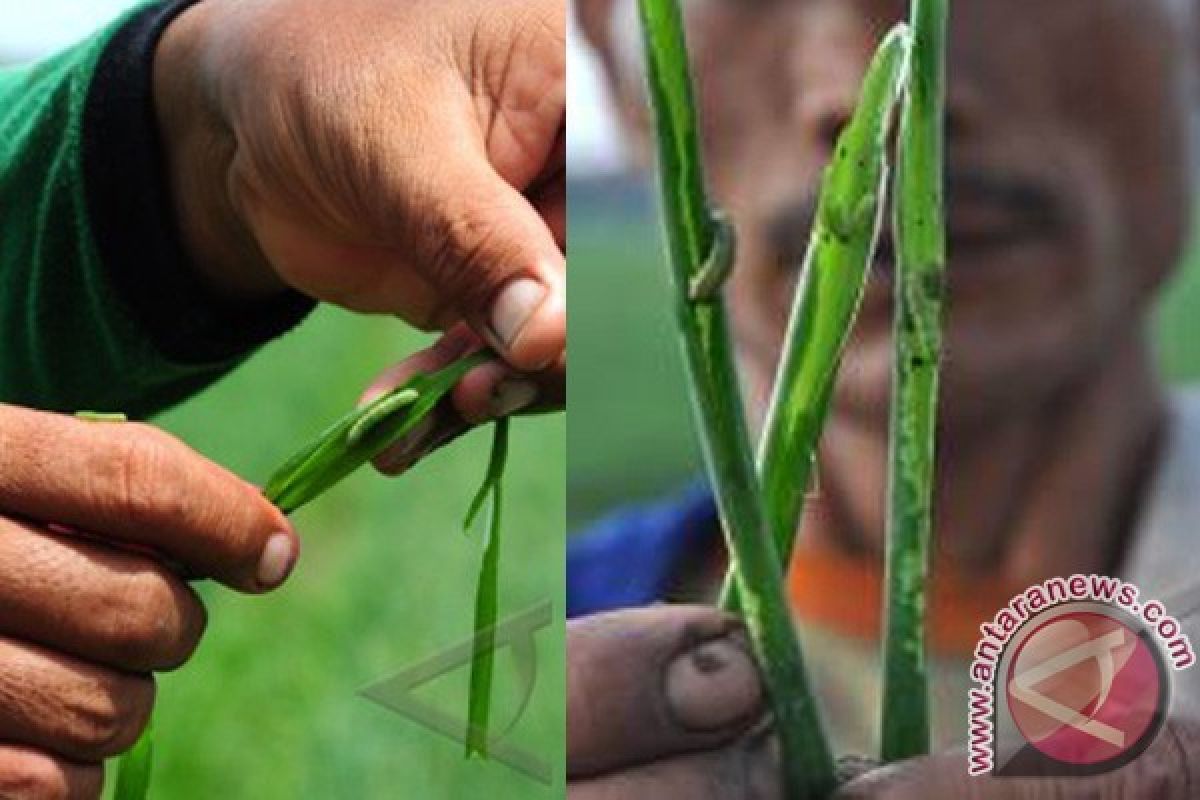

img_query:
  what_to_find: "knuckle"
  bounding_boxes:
[59,674,153,760]
[98,570,205,671]
[425,199,517,311]
[105,427,188,527]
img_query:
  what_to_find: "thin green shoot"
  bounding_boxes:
[264,350,491,513]
[719,25,913,611]
[637,0,836,794]
[113,714,153,800]
[881,0,949,763]
[464,416,510,758]
[262,347,515,760]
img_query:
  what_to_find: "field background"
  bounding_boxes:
[567,178,1200,527]
[142,310,565,799]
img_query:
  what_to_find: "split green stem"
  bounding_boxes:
[637,0,839,794]
[880,0,949,764]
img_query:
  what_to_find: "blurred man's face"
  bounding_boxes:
[620,0,1194,430]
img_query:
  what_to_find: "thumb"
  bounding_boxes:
[413,159,565,372]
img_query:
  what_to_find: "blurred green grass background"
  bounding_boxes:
[136,308,564,799]
[567,180,1200,527]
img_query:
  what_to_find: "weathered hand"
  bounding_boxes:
[154,0,565,379]
[567,605,1200,800]
[567,605,783,799]
[0,406,296,797]
[835,718,1200,799]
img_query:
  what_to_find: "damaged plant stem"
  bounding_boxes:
[718,26,913,614]
[463,415,510,758]
[637,0,850,795]
[881,0,949,764]
[100,347,513,799]
[263,346,512,760]
[263,349,493,513]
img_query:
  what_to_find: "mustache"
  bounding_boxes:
[765,167,1067,268]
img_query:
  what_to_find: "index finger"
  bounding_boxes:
[0,405,297,593]
[0,745,104,799]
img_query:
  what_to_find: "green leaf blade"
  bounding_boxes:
[465,417,510,758]
[881,0,948,764]
[113,717,153,800]
[719,24,912,611]
[638,0,839,795]
[264,350,492,513]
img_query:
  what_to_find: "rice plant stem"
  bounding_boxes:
[113,713,152,800]
[880,0,948,763]
[264,350,492,513]
[719,27,913,612]
[637,0,835,795]
[465,416,510,758]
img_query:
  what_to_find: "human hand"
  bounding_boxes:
[567,605,782,799]
[154,0,565,384]
[0,406,296,797]
[835,719,1200,799]
[357,324,563,476]
[567,605,1200,799]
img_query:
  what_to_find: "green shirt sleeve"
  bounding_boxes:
[0,1,312,418]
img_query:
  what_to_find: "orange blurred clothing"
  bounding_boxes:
[786,542,1020,657]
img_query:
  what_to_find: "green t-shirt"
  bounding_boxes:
[0,0,310,418]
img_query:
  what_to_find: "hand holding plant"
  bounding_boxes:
[0,406,293,798]
[105,339,530,795]
[637,0,947,795]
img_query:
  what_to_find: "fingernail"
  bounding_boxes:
[257,533,296,590]
[375,416,437,474]
[665,634,763,732]
[490,379,538,419]
[489,279,547,350]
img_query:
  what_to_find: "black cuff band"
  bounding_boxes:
[82,0,315,365]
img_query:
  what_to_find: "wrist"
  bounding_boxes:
[152,2,286,302]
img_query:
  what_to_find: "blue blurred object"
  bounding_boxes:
[567,483,718,617]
